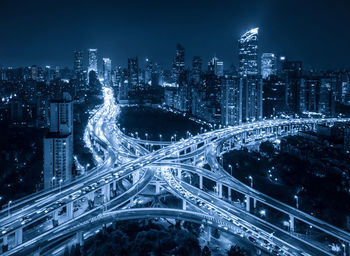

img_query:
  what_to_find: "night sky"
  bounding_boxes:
[0,0,349,70]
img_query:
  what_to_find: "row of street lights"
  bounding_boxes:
[51,177,64,193]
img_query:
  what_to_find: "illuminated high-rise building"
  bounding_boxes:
[87,49,98,76]
[145,58,152,85]
[208,57,224,77]
[192,56,202,84]
[261,53,276,79]
[238,28,259,76]
[74,50,84,77]
[172,44,185,83]
[102,58,112,86]
[241,76,263,122]
[73,51,84,87]
[128,57,139,90]
[221,76,242,126]
[44,92,73,189]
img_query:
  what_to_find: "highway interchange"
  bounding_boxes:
[1,86,350,256]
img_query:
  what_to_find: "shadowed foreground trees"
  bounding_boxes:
[65,220,202,256]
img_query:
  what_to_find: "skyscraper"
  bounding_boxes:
[238,28,259,76]
[208,57,224,77]
[102,58,112,86]
[282,60,303,113]
[43,92,73,189]
[241,76,263,122]
[261,53,276,79]
[192,56,202,84]
[87,49,98,77]
[238,28,262,122]
[73,51,84,85]
[144,58,152,85]
[172,44,185,83]
[221,76,242,126]
[128,57,139,91]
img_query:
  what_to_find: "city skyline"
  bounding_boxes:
[1,1,350,255]
[1,0,350,69]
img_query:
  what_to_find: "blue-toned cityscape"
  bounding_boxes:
[1,1,350,256]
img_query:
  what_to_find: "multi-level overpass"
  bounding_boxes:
[1,87,350,256]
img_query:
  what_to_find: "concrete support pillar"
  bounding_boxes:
[76,231,84,247]
[177,169,182,179]
[132,170,140,185]
[245,195,251,212]
[33,251,40,256]
[52,209,59,227]
[289,215,295,232]
[67,202,73,219]
[346,242,350,256]
[15,227,23,246]
[253,198,257,209]
[155,181,160,194]
[112,180,117,196]
[199,175,203,190]
[207,226,211,242]
[182,199,187,210]
[104,184,111,202]
[217,183,222,198]
[228,188,231,201]
[2,234,8,252]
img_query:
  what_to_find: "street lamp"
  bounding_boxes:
[8,200,12,216]
[145,133,148,140]
[159,134,162,141]
[248,176,253,188]
[174,134,177,141]
[59,179,63,193]
[228,164,233,176]
[294,195,299,209]
[135,132,138,139]
[51,176,56,188]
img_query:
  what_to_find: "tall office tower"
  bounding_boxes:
[262,76,287,117]
[151,62,161,87]
[261,53,276,79]
[282,60,303,113]
[144,58,153,85]
[172,43,185,83]
[44,92,73,189]
[102,58,112,86]
[221,76,242,126]
[319,78,335,116]
[238,28,259,76]
[87,49,98,80]
[73,51,84,84]
[128,57,139,91]
[241,76,263,122]
[49,93,73,134]
[192,56,202,84]
[44,66,53,84]
[31,65,38,81]
[344,125,350,151]
[341,73,350,104]
[208,57,224,77]
[115,65,123,86]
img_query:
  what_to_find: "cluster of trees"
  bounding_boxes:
[63,220,248,256]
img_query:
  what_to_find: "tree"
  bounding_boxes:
[227,245,247,256]
[212,228,220,239]
[201,245,211,256]
[260,141,275,156]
